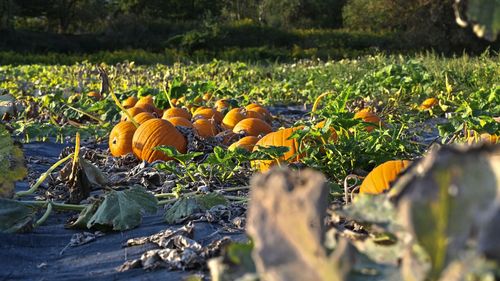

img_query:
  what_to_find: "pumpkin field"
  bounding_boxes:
[0,52,499,280]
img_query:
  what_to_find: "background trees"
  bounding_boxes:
[0,0,496,55]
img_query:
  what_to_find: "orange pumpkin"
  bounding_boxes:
[354,109,382,132]
[203,92,213,101]
[135,103,162,117]
[252,127,302,172]
[193,108,223,124]
[122,96,138,109]
[228,136,259,151]
[418,98,438,110]
[132,119,187,162]
[121,107,145,122]
[315,120,338,142]
[215,99,231,112]
[132,112,155,124]
[167,117,193,128]
[87,91,103,100]
[467,132,499,144]
[222,108,246,129]
[245,110,265,120]
[233,118,272,137]
[193,118,218,138]
[109,121,137,157]
[359,160,412,194]
[136,95,154,106]
[245,103,272,121]
[162,107,192,120]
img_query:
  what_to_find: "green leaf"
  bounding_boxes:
[155,146,204,164]
[196,193,228,210]
[67,201,100,229]
[0,124,27,198]
[87,186,158,231]
[0,198,36,233]
[164,197,200,224]
[164,193,228,224]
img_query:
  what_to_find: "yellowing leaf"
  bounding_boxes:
[0,124,27,198]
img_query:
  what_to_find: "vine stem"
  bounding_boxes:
[99,66,140,128]
[222,186,250,192]
[33,202,53,227]
[15,153,74,198]
[64,104,105,124]
[311,92,328,114]
[22,200,87,211]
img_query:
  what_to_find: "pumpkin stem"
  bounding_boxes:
[98,66,140,128]
[312,92,328,114]
[15,152,74,198]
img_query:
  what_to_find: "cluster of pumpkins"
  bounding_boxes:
[108,94,497,197]
[108,94,281,166]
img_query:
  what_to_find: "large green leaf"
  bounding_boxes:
[0,198,36,233]
[0,124,27,198]
[164,193,228,224]
[87,186,158,231]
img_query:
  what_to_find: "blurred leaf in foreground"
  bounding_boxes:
[0,124,27,198]
[247,168,345,281]
[392,145,500,280]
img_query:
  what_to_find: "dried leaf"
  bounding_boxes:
[87,186,158,231]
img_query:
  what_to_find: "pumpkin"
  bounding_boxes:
[215,99,231,112]
[252,127,302,172]
[467,132,499,144]
[167,117,193,128]
[203,92,213,101]
[315,120,338,142]
[136,95,154,106]
[87,91,103,100]
[135,103,162,117]
[228,136,259,151]
[222,108,246,129]
[193,118,218,138]
[132,112,155,124]
[245,110,265,120]
[132,119,187,162]
[121,107,145,122]
[418,98,438,110]
[359,160,412,194]
[109,121,137,157]
[245,103,272,122]
[162,107,192,120]
[354,109,382,132]
[193,108,223,124]
[122,96,138,109]
[233,118,272,137]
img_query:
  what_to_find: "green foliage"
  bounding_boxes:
[86,186,158,231]
[164,193,228,224]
